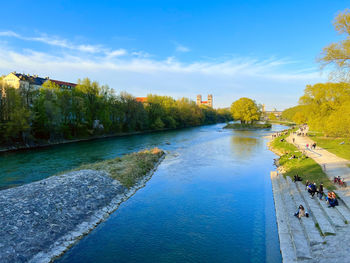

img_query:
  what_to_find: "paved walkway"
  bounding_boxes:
[287,133,350,196]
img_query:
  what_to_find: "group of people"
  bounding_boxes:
[271,131,289,138]
[306,181,324,199]
[294,179,340,219]
[333,176,347,187]
[305,143,317,150]
[305,180,339,207]
[294,125,308,137]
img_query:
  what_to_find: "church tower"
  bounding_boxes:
[196,95,202,106]
[207,94,213,108]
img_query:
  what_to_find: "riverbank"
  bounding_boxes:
[0,122,227,154]
[0,127,178,154]
[268,120,295,126]
[269,130,350,262]
[0,148,165,263]
[224,123,271,129]
[268,130,334,190]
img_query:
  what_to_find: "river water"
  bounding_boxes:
[0,124,285,262]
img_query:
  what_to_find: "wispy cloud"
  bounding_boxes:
[175,44,190,53]
[0,30,126,56]
[0,30,325,109]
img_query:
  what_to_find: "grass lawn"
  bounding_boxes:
[70,148,164,188]
[308,132,350,161]
[270,132,335,190]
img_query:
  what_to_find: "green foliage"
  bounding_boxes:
[319,9,350,81]
[281,105,307,122]
[292,111,307,124]
[230,97,261,124]
[284,82,350,137]
[268,113,277,120]
[270,132,335,190]
[0,78,232,147]
[0,85,31,144]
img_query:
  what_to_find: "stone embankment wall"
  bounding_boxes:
[271,171,350,263]
[0,153,164,263]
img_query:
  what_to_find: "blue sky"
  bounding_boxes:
[0,0,348,109]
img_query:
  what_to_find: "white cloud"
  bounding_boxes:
[0,31,326,109]
[176,44,190,53]
[131,51,151,58]
[0,31,126,56]
[106,49,127,58]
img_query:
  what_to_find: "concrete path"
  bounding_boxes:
[287,133,350,201]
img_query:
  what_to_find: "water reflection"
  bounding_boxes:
[230,134,261,160]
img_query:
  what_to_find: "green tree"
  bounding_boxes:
[319,9,350,81]
[268,113,277,120]
[32,81,62,140]
[230,97,261,124]
[292,111,307,124]
[0,86,31,143]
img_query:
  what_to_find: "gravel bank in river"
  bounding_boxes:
[0,149,165,263]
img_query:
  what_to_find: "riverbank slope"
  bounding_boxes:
[269,132,350,263]
[0,148,165,263]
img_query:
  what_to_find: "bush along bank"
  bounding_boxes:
[0,148,165,263]
[269,130,335,191]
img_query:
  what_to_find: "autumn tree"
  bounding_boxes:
[230,97,261,124]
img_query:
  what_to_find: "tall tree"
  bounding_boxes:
[230,97,261,124]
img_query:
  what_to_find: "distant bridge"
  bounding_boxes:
[264,110,282,117]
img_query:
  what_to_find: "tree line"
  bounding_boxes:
[282,82,350,137]
[282,9,350,137]
[0,78,232,146]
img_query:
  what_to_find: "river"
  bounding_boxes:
[0,124,285,262]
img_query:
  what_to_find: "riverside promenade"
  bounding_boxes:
[271,133,350,263]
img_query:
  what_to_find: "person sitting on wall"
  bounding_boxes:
[293,174,302,182]
[289,154,296,159]
[294,205,306,219]
[326,192,339,207]
[329,197,339,208]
